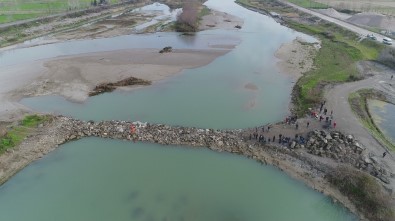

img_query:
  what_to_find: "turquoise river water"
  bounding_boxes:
[0,0,359,220]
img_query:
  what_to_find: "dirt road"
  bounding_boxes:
[280,0,394,44]
[324,61,395,189]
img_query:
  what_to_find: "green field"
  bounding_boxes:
[289,20,384,114]
[286,0,328,9]
[0,115,49,154]
[0,0,120,23]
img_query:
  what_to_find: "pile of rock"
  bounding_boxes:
[303,130,393,184]
[58,117,247,153]
[358,153,392,184]
[55,116,393,185]
[305,130,364,164]
[159,46,172,53]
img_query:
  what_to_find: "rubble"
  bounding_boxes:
[51,117,393,186]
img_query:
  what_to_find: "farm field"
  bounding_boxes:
[289,0,395,15]
[0,0,120,23]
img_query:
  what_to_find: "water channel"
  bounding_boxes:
[368,99,395,144]
[0,0,358,220]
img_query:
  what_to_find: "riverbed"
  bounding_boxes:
[0,0,358,220]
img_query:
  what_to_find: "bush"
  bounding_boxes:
[327,166,394,221]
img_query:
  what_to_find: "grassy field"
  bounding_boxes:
[290,21,384,114]
[0,115,49,154]
[315,0,395,16]
[0,0,120,23]
[286,0,328,9]
[286,0,395,15]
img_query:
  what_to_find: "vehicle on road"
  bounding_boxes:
[367,34,377,40]
[383,37,393,45]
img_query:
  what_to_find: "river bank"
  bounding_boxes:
[236,0,395,219]
[1,0,393,220]
[0,116,361,217]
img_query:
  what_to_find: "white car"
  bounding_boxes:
[383,37,393,45]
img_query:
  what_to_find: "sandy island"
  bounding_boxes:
[0,7,244,122]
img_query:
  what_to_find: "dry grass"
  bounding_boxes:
[328,166,394,221]
[314,0,395,16]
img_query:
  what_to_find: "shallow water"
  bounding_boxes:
[368,99,395,143]
[0,0,358,220]
[0,138,357,221]
[19,0,315,129]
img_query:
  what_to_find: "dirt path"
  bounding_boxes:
[324,61,395,189]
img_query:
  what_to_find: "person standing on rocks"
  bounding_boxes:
[383,152,387,158]
[273,135,275,142]
[295,122,299,130]
[307,122,310,128]
[333,121,336,129]
[130,124,137,142]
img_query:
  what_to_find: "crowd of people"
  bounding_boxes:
[248,100,336,148]
[249,125,306,147]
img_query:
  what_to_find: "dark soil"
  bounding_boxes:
[89,77,151,96]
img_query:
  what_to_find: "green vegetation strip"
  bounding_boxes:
[328,166,394,221]
[288,21,384,115]
[0,0,122,24]
[286,0,328,9]
[0,115,49,154]
[236,0,384,115]
[348,89,395,151]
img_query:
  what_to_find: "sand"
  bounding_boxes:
[0,48,231,122]
[275,38,319,80]
[199,10,244,31]
[315,8,352,20]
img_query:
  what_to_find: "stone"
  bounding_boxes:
[364,156,373,164]
[370,156,378,164]
[378,175,390,184]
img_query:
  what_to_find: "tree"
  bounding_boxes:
[176,0,199,32]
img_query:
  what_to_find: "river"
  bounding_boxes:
[0,0,358,220]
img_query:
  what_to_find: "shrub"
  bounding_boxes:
[327,166,394,221]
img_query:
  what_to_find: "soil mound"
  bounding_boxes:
[316,8,351,20]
